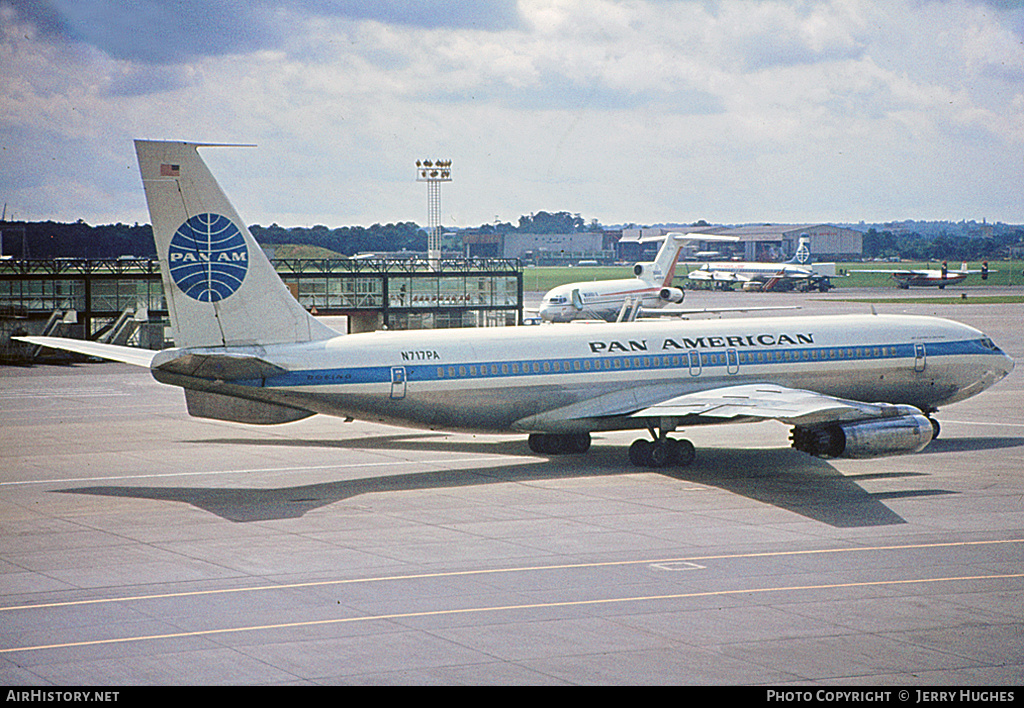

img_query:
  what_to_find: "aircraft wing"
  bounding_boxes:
[629,383,918,427]
[15,336,159,368]
[686,271,749,283]
[640,305,801,318]
[514,382,920,432]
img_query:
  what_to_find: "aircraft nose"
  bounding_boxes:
[1000,351,1015,379]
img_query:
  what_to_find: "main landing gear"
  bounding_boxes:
[527,425,697,469]
[628,436,695,468]
[528,432,592,455]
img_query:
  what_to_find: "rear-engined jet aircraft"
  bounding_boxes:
[19,141,1014,469]
[538,232,754,322]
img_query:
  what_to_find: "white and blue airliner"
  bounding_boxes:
[20,141,1014,469]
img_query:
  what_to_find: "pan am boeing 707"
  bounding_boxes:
[20,141,1014,469]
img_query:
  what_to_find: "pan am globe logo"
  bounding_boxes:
[168,213,249,302]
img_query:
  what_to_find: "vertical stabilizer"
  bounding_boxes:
[135,140,336,348]
[652,233,687,287]
[788,236,811,264]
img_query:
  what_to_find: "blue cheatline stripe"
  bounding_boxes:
[233,339,998,390]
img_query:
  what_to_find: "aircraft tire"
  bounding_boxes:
[528,434,549,454]
[674,439,696,467]
[630,438,696,468]
[648,439,677,468]
[567,433,592,454]
[629,439,653,467]
[929,417,940,440]
[529,433,592,455]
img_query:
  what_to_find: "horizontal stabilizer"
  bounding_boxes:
[184,389,313,424]
[153,351,287,380]
[14,336,158,368]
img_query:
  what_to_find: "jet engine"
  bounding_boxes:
[633,263,650,277]
[659,287,685,304]
[790,414,934,459]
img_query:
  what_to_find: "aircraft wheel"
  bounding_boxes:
[629,439,653,467]
[674,439,696,467]
[528,434,549,454]
[928,417,940,440]
[529,433,592,455]
[567,432,591,454]
[648,439,677,468]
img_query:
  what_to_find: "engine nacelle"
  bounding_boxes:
[634,263,650,278]
[659,287,685,304]
[791,414,934,459]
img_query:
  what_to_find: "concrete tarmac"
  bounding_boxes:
[1,288,1022,685]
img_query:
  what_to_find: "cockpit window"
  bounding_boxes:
[979,337,1002,352]
[547,296,568,304]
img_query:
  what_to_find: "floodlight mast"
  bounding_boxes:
[416,159,452,269]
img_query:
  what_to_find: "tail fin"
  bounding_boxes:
[652,233,687,287]
[787,236,811,264]
[135,140,336,349]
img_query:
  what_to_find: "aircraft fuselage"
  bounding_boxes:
[152,313,1013,435]
[539,278,665,322]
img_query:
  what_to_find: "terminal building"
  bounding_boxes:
[463,231,616,265]
[0,256,523,362]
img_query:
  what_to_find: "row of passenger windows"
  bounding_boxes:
[435,347,902,379]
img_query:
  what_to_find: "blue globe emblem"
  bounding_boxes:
[168,213,249,302]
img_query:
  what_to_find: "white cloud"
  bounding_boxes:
[1,0,1022,227]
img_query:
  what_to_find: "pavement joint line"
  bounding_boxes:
[3,572,1023,655]
[2,538,1021,613]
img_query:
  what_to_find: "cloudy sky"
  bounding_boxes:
[2,0,1022,230]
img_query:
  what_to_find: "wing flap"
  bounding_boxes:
[631,384,921,427]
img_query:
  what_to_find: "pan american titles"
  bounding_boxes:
[589,332,815,354]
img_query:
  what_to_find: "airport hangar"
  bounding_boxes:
[463,224,864,264]
[616,224,864,262]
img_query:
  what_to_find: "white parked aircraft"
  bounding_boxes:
[686,237,835,292]
[19,141,1014,469]
[538,232,759,323]
[855,261,991,289]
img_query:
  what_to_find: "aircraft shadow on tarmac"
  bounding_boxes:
[53,433,975,527]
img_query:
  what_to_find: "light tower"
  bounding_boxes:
[416,159,452,268]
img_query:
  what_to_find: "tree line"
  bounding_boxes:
[3,217,1021,260]
[860,228,1022,261]
[2,211,598,259]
